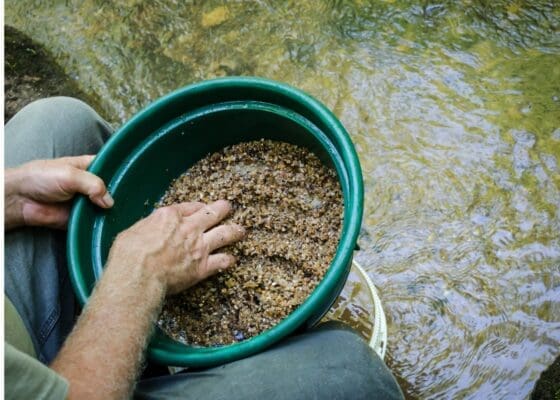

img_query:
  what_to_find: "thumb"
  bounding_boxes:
[65,168,114,208]
[61,155,96,170]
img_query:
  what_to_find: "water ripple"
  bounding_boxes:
[5,0,560,398]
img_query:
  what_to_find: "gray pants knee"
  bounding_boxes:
[4,97,112,363]
[135,323,404,400]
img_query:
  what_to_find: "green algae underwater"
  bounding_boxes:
[6,1,559,398]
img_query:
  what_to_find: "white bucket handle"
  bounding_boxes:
[352,260,388,360]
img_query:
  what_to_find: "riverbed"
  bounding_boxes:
[6,1,559,398]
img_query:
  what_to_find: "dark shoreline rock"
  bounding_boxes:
[4,25,107,123]
[531,355,560,400]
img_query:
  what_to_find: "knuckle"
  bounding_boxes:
[156,206,177,219]
[90,178,105,196]
[201,241,210,255]
[193,242,209,260]
[114,231,129,245]
[191,249,204,261]
[62,165,77,182]
[93,176,105,190]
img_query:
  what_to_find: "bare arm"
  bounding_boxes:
[51,256,165,399]
[50,200,245,400]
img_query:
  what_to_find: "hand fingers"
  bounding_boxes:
[61,155,96,170]
[204,224,245,252]
[205,253,237,277]
[173,202,205,217]
[187,200,232,231]
[22,201,70,230]
[65,168,114,208]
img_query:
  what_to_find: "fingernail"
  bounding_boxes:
[219,199,232,209]
[102,192,114,207]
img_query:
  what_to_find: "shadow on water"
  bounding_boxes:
[5,1,560,398]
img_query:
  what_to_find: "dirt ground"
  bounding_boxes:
[4,25,106,122]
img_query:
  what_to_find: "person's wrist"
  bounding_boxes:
[103,255,168,307]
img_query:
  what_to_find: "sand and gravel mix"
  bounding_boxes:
[157,139,343,346]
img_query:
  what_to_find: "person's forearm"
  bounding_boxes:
[4,167,26,230]
[50,261,166,400]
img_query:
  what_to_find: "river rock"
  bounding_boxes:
[202,6,229,28]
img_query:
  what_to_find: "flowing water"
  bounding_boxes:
[5,1,560,398]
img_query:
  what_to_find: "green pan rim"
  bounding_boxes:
[67,77,364,367]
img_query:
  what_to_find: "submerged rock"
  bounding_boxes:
[201,6,229,29]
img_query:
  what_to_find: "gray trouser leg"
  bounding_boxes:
[135,323,404,400]
[4,97,112,363]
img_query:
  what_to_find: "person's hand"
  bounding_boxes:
[106,200,245,295]
[51,200,244,400]
[4,155,113,230]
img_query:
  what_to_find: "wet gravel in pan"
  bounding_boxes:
[157,139,343,346]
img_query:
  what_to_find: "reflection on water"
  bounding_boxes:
[6,1,560,398]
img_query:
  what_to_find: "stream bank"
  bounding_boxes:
[4,26,108,123]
